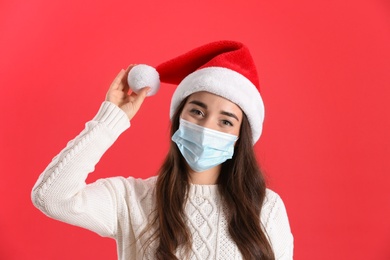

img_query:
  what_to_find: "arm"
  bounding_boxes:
[31,67,150,237]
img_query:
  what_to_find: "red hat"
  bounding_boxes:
[128,40,265,143]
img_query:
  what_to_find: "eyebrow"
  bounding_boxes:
[189,100,207,109]
[189,100,240,122]
[220,111,239,122]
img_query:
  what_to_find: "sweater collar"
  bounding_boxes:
[188,183,219,197]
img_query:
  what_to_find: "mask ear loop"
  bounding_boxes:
[234,137,239,146]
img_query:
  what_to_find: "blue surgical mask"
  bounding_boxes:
[171,118,238,172]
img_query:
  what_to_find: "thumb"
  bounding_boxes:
[133,87,151,106]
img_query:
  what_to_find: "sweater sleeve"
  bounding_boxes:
[262,189,294,260]
[31,101,130,238]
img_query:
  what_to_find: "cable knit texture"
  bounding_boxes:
[31,101,294,260]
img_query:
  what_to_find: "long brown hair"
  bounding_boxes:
[149,96,275,259]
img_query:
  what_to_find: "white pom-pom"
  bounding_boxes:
[127,64,160,96]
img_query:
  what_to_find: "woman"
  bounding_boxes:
[32,41,294,259]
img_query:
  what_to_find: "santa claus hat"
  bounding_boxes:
[128,40,265,144]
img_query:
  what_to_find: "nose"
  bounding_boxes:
[200,117,218,131]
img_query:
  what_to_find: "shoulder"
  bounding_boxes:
[262,189,285,219]
[261,188,294,259]
[261,188,291,231]
[99,175,158,216]
[127,176,158,199]
[125,175,158,189]
[96,175,158,200]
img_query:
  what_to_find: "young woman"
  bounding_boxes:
[32,41,294,259]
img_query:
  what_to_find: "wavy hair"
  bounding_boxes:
[146,96,275,260]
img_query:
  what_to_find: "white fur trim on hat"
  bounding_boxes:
[170,67,265,143]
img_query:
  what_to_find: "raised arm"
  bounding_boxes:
[31,66,150,237]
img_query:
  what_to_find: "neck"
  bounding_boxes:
[188,165,221,185]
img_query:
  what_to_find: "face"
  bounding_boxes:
[180,91,243,136]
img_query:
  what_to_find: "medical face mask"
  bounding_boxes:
[171,118,239,172]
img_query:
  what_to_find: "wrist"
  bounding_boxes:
[93,101,131,134]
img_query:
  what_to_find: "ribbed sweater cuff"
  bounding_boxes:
[93,101,130,137]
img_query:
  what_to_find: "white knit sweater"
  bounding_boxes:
[31,101,294,260]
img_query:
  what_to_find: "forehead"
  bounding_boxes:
[186,91,243,114]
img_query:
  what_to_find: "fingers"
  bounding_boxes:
[126,87,151,120]
[121,65,133,87]
[109,65,136,92]
[109,69,126,91]
[130,87,150,107]
[131,87,151,106]
[106,65,151,120]
[121,65,135,93]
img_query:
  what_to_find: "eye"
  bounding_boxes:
[190,108,204,117]
[221,120,233,126]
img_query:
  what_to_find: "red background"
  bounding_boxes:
[1,0,390,259]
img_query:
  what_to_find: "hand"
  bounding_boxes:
[106,65,151,120]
